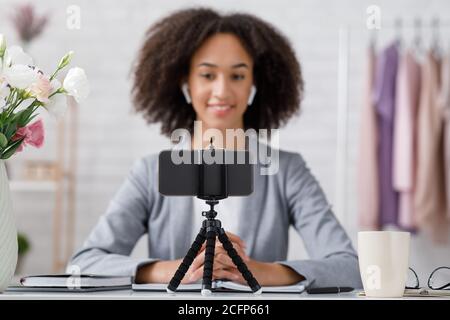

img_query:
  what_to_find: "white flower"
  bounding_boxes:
[4,46,33,66]
[45,93,68,118]
[3,64,38,89]
[63,67,89,103]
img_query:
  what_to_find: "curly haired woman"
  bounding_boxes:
[69,8,362,290]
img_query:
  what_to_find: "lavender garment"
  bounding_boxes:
[373,42,399,227]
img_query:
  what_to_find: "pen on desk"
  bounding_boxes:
[306,287,354,294]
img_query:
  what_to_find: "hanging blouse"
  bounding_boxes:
[373,42,399,227]
[438,52,450,221]
[414,51,449,243]
[392,50,421,230]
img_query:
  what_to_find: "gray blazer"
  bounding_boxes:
[69,149,363,289]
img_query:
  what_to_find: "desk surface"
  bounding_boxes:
[1,289,449,300]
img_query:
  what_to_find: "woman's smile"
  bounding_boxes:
[206,103,235,117]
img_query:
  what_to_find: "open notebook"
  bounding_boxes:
[133,280,306,293]
[8,274,133,292]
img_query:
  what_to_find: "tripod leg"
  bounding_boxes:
[218,230,262,294]
[167,228,206,293]
[201,229,217,296]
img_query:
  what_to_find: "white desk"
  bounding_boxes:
[1,290,449,300]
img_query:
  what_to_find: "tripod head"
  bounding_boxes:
[201,199,219,220]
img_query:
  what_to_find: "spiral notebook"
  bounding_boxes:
[132,280,306,293]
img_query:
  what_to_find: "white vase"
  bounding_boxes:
[0,160,18,293]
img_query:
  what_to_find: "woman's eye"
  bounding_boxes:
[232,74,245,80]
[200,73,214,80]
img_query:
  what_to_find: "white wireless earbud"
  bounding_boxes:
[181,83,192,104]
[248,85,257,105]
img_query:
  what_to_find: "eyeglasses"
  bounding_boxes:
[406,267,450,290]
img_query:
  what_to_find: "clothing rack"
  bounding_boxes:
[335,18,450,227]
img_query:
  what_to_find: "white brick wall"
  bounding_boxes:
[2,0,450,285]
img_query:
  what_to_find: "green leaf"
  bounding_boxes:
[16,106,36,127]
[4,122,18,141]
[17,232,31,255]
[0,132,7,148]
[22,114,38,126]
[1,137,24,160]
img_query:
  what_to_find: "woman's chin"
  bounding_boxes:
[203,120,237,131]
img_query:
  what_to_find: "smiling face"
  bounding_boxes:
[187,33,254,133]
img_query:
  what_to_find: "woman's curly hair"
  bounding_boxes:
[131,7,303,137]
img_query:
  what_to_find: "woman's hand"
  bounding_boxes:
[135,230,305,286]
[186,232,249,283]
[134,232,247,284]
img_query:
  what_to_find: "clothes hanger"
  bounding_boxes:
[369,29,377,51]
[394,17,403,52]
[368,29,378,57]
[412,17,424,62]
[431,16,441,59]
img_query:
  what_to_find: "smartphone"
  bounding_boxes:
[158,149,253,199]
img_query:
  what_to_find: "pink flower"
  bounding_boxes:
[30,73,52,103]
[12,119,45,152]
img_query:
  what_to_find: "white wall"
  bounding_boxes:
[2,0,450,285]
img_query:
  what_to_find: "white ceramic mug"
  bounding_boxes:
[358,231,410,297]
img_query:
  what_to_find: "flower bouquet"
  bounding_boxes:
[0,34,89,158]
[0,33,89,292]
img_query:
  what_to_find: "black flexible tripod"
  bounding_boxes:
[167,199,262,295]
